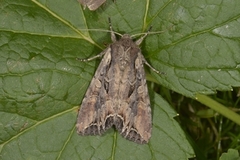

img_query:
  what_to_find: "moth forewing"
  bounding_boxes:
[76,21,163,144]
[76,48,111,135]
[134,53,152,140]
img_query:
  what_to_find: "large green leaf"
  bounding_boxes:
[1,0,240,159]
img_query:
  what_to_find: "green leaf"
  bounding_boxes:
[1,0,240,159]
[219,149,240,160]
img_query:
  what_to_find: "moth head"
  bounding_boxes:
[121,34,131,39]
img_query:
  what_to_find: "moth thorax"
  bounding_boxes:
[119,49,130,70]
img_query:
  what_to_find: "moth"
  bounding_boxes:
[76,19,164,144]
[79,0,107,11]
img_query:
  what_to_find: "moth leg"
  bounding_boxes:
[135,26,152,45]
[139,53,166,75]
[76,49,108,62]
[108,17,117,42]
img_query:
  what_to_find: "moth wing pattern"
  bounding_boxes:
[79,0,106,11]
[76,47,113,135]
[115,50,152,144]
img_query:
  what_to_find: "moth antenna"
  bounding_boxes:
[132,30,165,38]
[80,29,122,37]
[108,17,117,42]
[135,26,152,45]
[131,24,173,39]
[76,18,123,62]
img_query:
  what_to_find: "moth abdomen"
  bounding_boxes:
[113,116,124,131]
[104,116,115,130]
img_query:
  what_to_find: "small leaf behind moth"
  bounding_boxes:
[79,0,106,11]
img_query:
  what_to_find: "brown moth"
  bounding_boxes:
[79,0,106,11]
[76,19,164,144]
